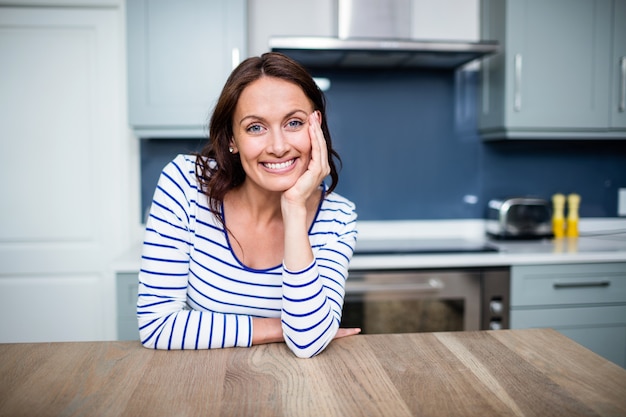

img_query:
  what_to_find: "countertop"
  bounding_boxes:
[351,218,626,270]
[113,218,626,272]
[1,329,624,417]
[350,235,626,270]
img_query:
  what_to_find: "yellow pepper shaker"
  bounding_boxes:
[552,193,565,238]
[566,193,581,238]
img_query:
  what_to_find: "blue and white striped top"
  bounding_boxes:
[137,154,358,357]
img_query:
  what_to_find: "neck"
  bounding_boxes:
[227,182,283,225]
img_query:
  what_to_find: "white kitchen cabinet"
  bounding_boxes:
[248,0,336,57]
[126,0,246,138]
[0,0,119,4]
[0,6,134,342]
[479,0,626,140]
[611,0,626,128]
[510,262,626,367]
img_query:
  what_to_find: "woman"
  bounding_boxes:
[137,52,360,357]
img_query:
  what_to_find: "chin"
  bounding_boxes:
[268,182,297,193]
[262,176,300,193]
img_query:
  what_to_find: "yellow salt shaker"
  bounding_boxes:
[566,193,581,238]
[552,193,565,238]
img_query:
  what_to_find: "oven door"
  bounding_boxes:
[341,270,481,333]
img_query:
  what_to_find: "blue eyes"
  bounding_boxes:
[247,124,263,134]
[245,119,304,134]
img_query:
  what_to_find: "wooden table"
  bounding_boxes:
[1,329,625,417]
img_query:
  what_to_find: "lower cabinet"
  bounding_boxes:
[116,273,139,341]
[510,263,626,367]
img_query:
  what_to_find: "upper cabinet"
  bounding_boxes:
[479,0,626,140]
[611,0,626,129]
[248,0,336,58]
[127,0,246,138]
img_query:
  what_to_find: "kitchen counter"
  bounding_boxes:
[350,236,626,270]
[113,218,626,273]
[350,218,626,270]
[1,329,624,416]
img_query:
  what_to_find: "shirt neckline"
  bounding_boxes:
[221,185,326,272]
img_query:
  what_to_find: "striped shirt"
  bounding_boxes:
[137,154,358,357]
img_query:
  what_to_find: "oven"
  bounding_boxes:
[340,268,510,333]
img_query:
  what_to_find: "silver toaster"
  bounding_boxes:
[486,198,553,239]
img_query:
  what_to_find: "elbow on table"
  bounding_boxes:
[284,321,338,358]
[137,316,169,350]
[286,340,330,359]
[138,326,159,349]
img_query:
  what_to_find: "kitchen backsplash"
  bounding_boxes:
[140,70,626,221]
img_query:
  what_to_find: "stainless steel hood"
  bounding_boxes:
[269,0,499,70]
[270,37,499,70]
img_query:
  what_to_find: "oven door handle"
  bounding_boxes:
[345,278,444,294]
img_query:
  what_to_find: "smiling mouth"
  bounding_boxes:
[263,159,295,170]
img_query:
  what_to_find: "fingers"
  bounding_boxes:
[308,111,330,178]
[283,112,330,204]
[334,328,362,339]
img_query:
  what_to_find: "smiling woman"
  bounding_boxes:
[137,52,360,358]
[230,77,317,198]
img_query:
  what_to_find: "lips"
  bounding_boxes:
[263,159,295,170]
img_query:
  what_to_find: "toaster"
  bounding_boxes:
[486,198,553,239]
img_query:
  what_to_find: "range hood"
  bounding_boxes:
[269,0,499,70]
[270,37,499,70]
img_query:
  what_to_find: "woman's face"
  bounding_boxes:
[231,76,316,194]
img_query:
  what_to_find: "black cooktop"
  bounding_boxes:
[354,238,499,255]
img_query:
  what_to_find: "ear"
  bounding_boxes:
[314,110,322,124]
[229,139,238,154]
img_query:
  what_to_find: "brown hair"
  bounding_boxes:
[194,52,341,221]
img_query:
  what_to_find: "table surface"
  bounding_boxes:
[1,329,625,417]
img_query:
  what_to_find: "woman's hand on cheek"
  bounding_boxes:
[282,111,329,207]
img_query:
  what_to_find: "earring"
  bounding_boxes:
[228,146,234,153]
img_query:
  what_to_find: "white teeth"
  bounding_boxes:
[264,159,294,170]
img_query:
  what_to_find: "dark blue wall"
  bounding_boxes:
[140,69,626,221]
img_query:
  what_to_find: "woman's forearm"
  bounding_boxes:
[281,201,313,271]
[251,317,284,345]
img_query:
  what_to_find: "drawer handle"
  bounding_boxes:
[553,281,611,289]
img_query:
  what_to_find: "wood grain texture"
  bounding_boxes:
[0,329,624,417]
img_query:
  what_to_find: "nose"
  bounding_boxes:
[267,129,288,156]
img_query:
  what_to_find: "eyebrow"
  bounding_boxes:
[238,109,309,126]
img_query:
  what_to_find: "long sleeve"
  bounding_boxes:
[281,195,358,358]
[137,155,253,350]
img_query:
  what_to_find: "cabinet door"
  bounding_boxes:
[511,305,626,367]
[127,0,246,137]
[0,7,127,342]
[248,0,335,57]
[504,0,611,130]
[611,0,626,128]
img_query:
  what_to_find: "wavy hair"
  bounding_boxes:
[194,52,341,221]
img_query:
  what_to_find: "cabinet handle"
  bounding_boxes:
[553,281,610,289]
[618,56,626,113]
[514,54,522,112]
[231,48,240,70]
